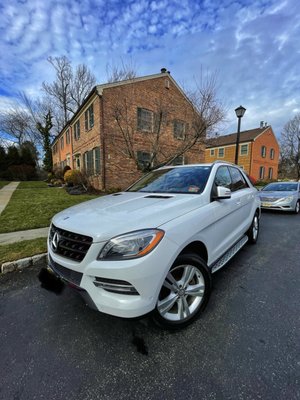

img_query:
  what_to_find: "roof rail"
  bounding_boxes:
[212,160,236,166]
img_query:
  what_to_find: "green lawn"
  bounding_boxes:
[0,181,10,189]
[18,181,49,189]
[0,238,47,265]
[0,183,99,233]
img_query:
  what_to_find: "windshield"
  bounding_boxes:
[127,166,212,194]
[262,182,298,192]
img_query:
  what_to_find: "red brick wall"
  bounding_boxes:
[251,127,279,180]
[102,75,204,189]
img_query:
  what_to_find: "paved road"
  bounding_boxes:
[0,212,299,400]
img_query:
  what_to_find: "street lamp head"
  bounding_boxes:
[235,105,246,118]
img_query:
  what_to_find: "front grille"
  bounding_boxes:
[49,255,83,286]
[260,197,277,202]
[49,224,93,262]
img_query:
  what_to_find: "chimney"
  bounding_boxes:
[161,68,167,73]
[264,122,267,127]
[260,121,264,129]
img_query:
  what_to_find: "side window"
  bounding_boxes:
[214,166,231,188]
[229,167,248,191]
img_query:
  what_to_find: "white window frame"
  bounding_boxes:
[210,149,215,156]
[259,166,265,180]
[240,144,248,156]
[218,147,224,158]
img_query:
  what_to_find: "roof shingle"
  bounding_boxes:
[206,127,269,148]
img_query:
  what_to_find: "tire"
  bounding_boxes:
[247,212,259,244]
[294,200,300,214]
[152,253,212,330]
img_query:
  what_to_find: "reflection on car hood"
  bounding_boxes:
[52,191,206,242]
[259,190,296,199]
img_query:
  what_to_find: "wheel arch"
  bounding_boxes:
[178,241,208,263]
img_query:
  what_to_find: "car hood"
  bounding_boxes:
[52,192,205,242]
[259,190,296,199]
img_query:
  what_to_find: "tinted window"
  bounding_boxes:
[229,167,248,191]
[214,166,231,188]
[127,166,211,194]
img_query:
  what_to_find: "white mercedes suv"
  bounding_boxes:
[47,161,260,329]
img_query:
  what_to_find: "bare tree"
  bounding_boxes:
[42,56,96,127]
[280,114,300,179]
[106,59,137,83]
[71,64,96,109]
[0,106,35,146]
[108,71,225,172]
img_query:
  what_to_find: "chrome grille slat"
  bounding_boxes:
[49,224,93,262]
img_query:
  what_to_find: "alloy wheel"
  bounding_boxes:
[157,264,205,322]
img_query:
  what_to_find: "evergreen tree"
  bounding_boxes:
[6,146,21,166]
[36,111,53,172]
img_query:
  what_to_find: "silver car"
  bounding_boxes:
[259,181,300,213]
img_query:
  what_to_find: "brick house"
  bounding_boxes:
[205,124,280,181]
[52,70,205,190]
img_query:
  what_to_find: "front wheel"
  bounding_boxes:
[294,200,300,214]
[152,253,211,330]
[247,212,259,244]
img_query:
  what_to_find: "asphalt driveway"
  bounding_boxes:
[0,212,299,400]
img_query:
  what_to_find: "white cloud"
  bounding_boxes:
[0,0,299,140]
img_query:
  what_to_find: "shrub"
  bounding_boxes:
[63,165,71,176]
[64,170,82,185]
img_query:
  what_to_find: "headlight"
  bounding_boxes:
[277,196,293,203]
[98,229,165,260]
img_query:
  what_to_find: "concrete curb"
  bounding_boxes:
[1,253,47,274]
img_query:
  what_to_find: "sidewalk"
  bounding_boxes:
[0,182,20,214]
[0,227,49,245]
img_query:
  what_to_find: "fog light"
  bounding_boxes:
[93,277,139,295]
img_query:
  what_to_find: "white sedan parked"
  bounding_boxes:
[46,161,261,329]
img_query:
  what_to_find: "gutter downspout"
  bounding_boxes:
[97,90,106,191]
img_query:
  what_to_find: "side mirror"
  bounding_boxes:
[215,186,231,199]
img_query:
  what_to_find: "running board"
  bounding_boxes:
[211,235,248,273]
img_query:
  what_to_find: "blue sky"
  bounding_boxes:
[1,0,300,138]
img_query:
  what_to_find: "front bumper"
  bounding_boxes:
[260,200,295,211]
[47,236,178,318]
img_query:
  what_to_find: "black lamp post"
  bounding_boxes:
[234,105,246,165]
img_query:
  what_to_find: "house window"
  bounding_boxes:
[172,155,184,165]
[94,147,101,174]
[66,129,70,145]
[210,149,215,156]
[173,120,186,140]
[268,167,273,179]
[270,148,275,159]
[75,154,81,170]
[83,150,94,175]
[240,144,248,156]
[259,166,265,180]
[137,151,151,170]
[74,121,80,140]
[218,148,224,157]
[66,153,71,166]
[53,143,57,154]
[137,108,153,132]
[85,104,94,131]
[261,146,266,158]
[60,136,64,150]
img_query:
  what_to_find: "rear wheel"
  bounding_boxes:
[247,212,259,244]
[152,253,211,330]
